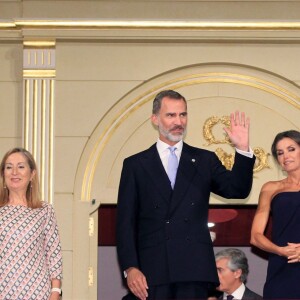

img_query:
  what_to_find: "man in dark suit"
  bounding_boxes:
[116,90,255,300]
[215,248,262,300]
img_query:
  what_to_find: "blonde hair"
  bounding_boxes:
[0,147,42,208]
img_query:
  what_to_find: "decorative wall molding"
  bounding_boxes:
[23,41,56,204]
[0,19,300,30]
[2,19,300,41]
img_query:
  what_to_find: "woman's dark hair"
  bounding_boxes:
[271,130,300,160]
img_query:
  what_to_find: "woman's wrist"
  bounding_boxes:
[51,287,62,295]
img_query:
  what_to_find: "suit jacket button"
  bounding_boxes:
[184,218,188,222]
[191,202,195,206]
[186,236,190,241]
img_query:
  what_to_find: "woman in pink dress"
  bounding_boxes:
[0,147,63,300]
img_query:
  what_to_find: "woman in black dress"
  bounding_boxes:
[251,130,300,299]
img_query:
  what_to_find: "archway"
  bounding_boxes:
[73,62,300,299]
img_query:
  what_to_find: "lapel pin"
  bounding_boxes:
[191,159,196,163]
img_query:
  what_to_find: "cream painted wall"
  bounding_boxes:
[0,1,300,300]
[12,0,300,20]
[0,43,23,153]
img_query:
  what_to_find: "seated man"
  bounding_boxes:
[215,248,262,300]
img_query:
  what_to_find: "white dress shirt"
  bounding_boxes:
[223,283,246,300]
[156,139,183,173]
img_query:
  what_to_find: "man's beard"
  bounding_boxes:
[158,124,186,142]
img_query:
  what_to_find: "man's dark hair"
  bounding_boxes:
[152,90,186,114]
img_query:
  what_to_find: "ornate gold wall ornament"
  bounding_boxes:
[253,147,271,173]
[203,116,231,146]
[215,148,234,170]
[203,115,270,172]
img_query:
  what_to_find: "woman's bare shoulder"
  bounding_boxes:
[261,180,282,191]
[260,180,286,201]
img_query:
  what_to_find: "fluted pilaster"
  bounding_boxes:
[23,41,56,203]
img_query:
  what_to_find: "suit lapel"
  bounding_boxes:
[140,144,173,202]
[243,287,251,299]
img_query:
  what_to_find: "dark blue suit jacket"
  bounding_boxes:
[117,143,255,286]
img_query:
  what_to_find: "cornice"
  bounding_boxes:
[1,19,300,31]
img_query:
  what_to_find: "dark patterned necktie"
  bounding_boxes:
[227,295,234,300]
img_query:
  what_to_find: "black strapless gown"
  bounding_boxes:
[263,191,300,299]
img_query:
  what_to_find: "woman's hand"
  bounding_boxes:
[287,243,300,263]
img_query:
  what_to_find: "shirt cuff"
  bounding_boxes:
[235,147,254,158]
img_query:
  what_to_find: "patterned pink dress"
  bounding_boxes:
[0,203,62,300]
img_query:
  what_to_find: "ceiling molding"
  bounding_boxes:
[1,19,300,31]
